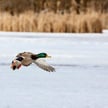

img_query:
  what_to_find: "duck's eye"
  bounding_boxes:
[16,57,23,61]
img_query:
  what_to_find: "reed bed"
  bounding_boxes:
[101,14,108,29]
[0,11,105,33]
[0,0,107,33]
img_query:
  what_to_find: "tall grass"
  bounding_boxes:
[0,11,104,33]
[0,0,107,32]
[101,14,108,29]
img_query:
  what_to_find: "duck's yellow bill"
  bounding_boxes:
[46,55,51,58]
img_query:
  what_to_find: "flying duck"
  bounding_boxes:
[11,52,55,72]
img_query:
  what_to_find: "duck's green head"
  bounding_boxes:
[37,53,51,58]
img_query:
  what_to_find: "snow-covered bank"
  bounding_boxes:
[0,33,108,108]
[103,29,108,33]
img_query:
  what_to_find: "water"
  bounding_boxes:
[0,32,108,108]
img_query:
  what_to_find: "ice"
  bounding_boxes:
[0,32,108,108]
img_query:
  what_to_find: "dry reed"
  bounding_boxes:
[0,0,107,32]
[0,11,105,33]
[101,14,108,29]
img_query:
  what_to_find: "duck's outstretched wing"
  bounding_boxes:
[33,59,55,72]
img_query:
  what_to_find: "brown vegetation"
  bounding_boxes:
[0,11,106,33]
[0,0,107,32]
[0,0,108,14]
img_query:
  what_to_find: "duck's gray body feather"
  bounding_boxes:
[15,52,55,72]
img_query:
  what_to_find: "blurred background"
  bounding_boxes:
[0,0,107,33]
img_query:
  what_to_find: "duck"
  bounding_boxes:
[11,52,55,72]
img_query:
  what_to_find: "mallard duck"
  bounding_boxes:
[11,52,55,72]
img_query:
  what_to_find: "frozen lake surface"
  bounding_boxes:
[0,32,108,108]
